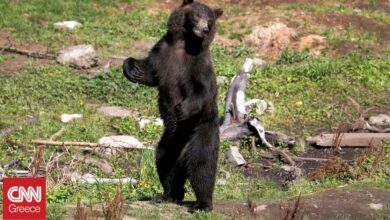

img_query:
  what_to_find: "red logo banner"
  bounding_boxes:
[2,178,46,220]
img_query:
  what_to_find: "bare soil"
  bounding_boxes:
[0,32,54,77]
[243,147,364,188]
[315,13,390,45]
[215,188,390,219]
[351,0,390,13]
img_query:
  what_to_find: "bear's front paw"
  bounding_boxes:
[123,58,143,83]
[175,102,190,121]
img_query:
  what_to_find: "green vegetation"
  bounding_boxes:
[0,0,389,219]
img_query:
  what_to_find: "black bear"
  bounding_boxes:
[123,0,223,212]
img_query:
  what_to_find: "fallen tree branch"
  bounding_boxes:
[0,45,57,60]
[222,58,253,126]
[49,127,65,141]
[0,114,40,138]
[31,140,153,150]
[66,173,137,184]
[307,133,390,147]
[291,156,329,162]
[249,119,295,166]
[220,121,251,141]
[3,158,20,169]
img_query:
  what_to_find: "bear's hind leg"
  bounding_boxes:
[187,125,219,212]
[168,165,187,203]
[155,132,182,202]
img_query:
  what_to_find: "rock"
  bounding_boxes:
[138,117,164,129]
[281,165,294,172]
[98,135,144,149]
[97,106,133,118]
[266,101,275,114]
[216,179,227,185]
[252,204,267,214]
[54,21,82,30]
[65,172,82,182]
[138,118,151,129]
[217,76,228,85]
[57,45,98,69]
[244,22,296,57]
[297,34,327,56]
[225,146,246,166]
[245,99,268,115]
[154,118,164,127]
[369,114,390,127]
[84,158,113,175]
[244,99,274,115]
[61,114,83,123]
[253,58,266,67]
[369,203,383,210]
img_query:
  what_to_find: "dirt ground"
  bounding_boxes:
[242,146,366,188]
[48,187,388,219]
[0,32,54,77]
[215,188,390,219]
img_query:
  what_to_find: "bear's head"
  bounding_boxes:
[168,0,223,42]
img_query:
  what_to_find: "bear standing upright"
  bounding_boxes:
[123,0,223,212]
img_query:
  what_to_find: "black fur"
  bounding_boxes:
[123,0,223,212]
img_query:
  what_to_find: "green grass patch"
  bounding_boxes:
[0,0,167,56]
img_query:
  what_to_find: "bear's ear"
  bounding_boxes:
[182,0,194,5]
[214,8,223,19]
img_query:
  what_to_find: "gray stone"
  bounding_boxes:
[97,106,133,118]
[57,45,98,69]
[253,58,266,67]
[217,76,228,85]
[61,114,83,123]
[369,203,383,210]
[225,146,246,166]
[138,117,164,129]
[98,135,144,149]
[54,21,82,30]
[369,114,390,127]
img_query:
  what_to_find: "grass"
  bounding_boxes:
[0,0,390,219]
[0,0,167,56]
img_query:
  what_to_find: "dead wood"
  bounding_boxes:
[3,158,20,169]
[249,119,295,166]
[219,58,297,167]
[0,45,56,60]
[30,145,45,177]
[75,156,113,175]
[31,140,153,150]
[291,156,329,162]
[67,173,137,184]
[222,59,253,126]
[265,130,296,146]
[0,114,40,138]
[49,127,65,141]
[307,133,390,147]
[220,121,252,141]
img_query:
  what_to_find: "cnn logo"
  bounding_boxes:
[7,186,42,202]
[3,178,46,220]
